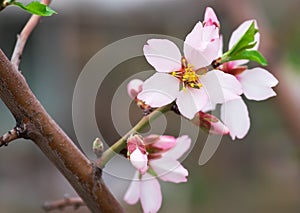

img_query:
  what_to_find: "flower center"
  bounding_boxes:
[170,57,202,89]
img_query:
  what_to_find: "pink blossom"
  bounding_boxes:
[219,20,278,139]
[124,135,191,213]
[138,21,242,119]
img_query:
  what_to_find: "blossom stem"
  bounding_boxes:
[95,104,172,168]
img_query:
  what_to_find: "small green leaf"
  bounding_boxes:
[12,1,57,16]
[221,21,268,66]
[229,50,268,66]
[226,21,258,56]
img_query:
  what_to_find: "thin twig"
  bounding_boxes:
[0,128,18,147]
[96,104,171,168]
[11,0,51,69]
[43,196,85,212]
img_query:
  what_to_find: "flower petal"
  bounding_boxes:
[150,158,188,183]
[176,88,208,119]
[201,70,242,104]
[221,97,250,140]
[163,135,192,160]
[184,23,220,69]
[228,20,260,65]
[138,73,179,107]
[238,67,278,101]
[127,79,143,99]
[130,149,148,174]
[204,7,220,27]
[140,173,162,213]
[144,39,182,73]
[144,135,177,151]
[124,172,141,205]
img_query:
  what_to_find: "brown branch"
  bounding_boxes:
[0,128,19,147]
[0,49,125,212]
[10,0,51,69]
[43,196,85,212]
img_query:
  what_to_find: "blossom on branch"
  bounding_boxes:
[124,135,191,213]
[137,19,242,119]
[218,20,278,139]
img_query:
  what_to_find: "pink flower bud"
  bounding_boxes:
[203,7,220,28]
[127,79,143,99]
[192,111,229,135]
[127,134,148,174]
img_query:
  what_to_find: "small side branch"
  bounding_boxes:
[42,196,85,212]
[0,128,19,147]
[11,0,51,69]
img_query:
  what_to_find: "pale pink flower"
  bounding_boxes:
[219,20,278,139]
[138,21,242,119]
[124,135,191,213]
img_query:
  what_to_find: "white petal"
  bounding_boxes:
[184,23,220,69]
[138,73,179,107]
[184,22,204,48]
[176,88,208,119]
[202,100,217,112]
[140,173,162,213]
[228,20,260,65]
[184,45,211,69]
[217,35,224,56]
[150,158,188,183]
[124,172,141,205]
[238,67,278,101]
[163,135,192,160]
[201,70,242,104]
[221,97,250,140]
[144,39,182,73]
[201,38,221,65]
[130,149,148,174]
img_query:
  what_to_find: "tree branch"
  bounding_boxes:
[0,49,125,212]
[43,196,85,212]
[10,0,51,69]
[96,104,171,168]
[0,128,19,147]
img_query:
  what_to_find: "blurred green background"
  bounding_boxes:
[1,0,300,212]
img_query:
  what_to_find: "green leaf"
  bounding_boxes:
[226,21,258,56]
[229,50,268,66]
[221,21,268,66]
[12,1,57,16]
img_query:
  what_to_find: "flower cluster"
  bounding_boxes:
[128,7,278,140]
[124,6,278,213]
[124,134,191,213]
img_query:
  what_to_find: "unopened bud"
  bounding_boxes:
[192,111,229,135]
[93,138,104,158]
[203,7,220,28]
[127,134,148,174]
[127,79,143,99]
